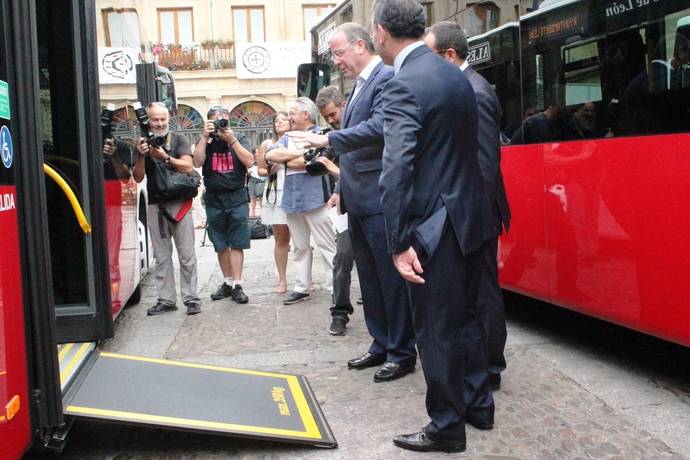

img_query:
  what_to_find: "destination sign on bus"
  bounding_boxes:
[528,13,584,43]
[467,42,491,65]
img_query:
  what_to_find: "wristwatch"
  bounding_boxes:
[164,155,171,164]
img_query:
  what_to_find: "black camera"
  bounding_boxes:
[100,103,115,142]
[302,128,334,176]
[133,102,167,148]
[211,118,229,138]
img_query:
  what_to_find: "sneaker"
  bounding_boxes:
[147,302,178,316]
[211,282,233,300]
[185,301,201,315]
[230,284,249,304]
[329,317,347,336]
[283,291,310,305]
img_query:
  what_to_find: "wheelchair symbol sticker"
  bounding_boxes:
[1,125,13,168]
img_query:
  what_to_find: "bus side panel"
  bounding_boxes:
[544,139,639,325]
[0,184,31,458]
[104,178,138,317]
[634,134,690,346]
[498,144,550,301]
[543,135,690,347]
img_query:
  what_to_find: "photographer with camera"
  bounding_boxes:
[264,97,337,308]
[133,102,201,316]
[193,105,254,304]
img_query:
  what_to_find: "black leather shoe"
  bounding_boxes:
[466,408,494,430]
[347,352,385,369]
[393,431,466,453]
[373,361,415,382]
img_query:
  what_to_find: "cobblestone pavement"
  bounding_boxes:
[47,229,689,459]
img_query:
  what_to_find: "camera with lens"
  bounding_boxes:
[302,128,334,176]
[211,118,229,139]
[133,102,167,148]
[100,103,115,142]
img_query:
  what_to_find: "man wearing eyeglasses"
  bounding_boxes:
[290,23,417,383]
[424,21,511,397]
[193,105,254,304]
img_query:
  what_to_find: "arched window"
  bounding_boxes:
[169,104,205,145]
[112,105,139,142]
[229,101,276,149]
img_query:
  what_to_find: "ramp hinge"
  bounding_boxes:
[43,418,74,453]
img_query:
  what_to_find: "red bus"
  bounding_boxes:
[2,3,335,457]
[469,0,690,347]
[0,1,153,456]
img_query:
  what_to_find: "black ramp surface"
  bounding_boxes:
[64,352,336,447]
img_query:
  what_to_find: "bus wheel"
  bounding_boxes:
[126,284,142,306]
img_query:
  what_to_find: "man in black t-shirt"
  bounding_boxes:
[133,102,201,316]
[193,106,254,303]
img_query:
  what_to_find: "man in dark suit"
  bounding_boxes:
[371,0,495,453]
[425,21,511,391]
[291,23,417,382]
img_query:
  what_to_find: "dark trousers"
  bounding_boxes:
[350,213,416,364]
[331,229,354,320]
[409,222,492,442]
[478,237,507,377]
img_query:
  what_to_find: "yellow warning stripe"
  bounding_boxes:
[101,352,297,379]
[96,353,322,439]
[65,405,324,439]
[287,375,322,439]
[60,343,92,385]
[58,343,74,362]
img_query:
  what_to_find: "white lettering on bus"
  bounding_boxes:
[606,0,659,18]
[0,192,15,212]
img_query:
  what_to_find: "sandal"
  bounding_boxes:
[275,283,287,294]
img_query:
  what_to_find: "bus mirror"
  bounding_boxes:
[155,65,177,111]
[297,63,331,101]
[135,63,177,111]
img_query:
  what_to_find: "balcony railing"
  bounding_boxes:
[144,41,235,71]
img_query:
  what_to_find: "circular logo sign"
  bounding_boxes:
[1,125,13,169]
[102,50,134,80]
[242,46,271,74]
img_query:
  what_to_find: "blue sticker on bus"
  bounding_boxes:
[1,125,13,168]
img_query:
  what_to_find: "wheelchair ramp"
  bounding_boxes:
[63,351,337,447]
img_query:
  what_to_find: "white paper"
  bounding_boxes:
[327,207,349,233]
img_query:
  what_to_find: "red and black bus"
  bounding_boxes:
[0,1,154,456]
[470,0,690,347]
[1,3,335,457]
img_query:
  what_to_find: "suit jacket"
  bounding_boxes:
[463,66,511,234]
[379,45,491,256]
[328,61,394,217]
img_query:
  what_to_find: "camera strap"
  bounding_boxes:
[162,132,173,153]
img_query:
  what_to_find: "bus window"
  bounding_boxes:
[513,2,690,144]
[563,41,602,106]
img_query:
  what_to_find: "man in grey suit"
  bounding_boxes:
[371,0,495,453]
[425,21,511,391]
[291,23,417,382]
